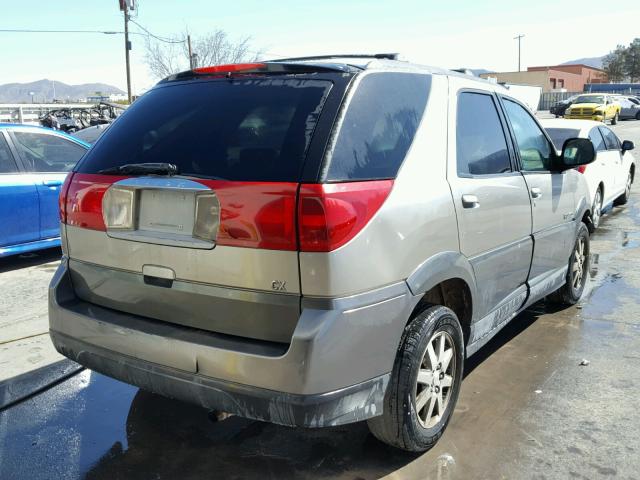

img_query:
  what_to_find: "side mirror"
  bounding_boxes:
[622,140,635,152]
[557,138,595,171]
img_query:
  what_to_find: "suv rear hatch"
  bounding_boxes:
[60,63,429,346]
[60,65,352,344]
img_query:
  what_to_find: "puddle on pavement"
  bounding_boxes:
[621,231,640,248]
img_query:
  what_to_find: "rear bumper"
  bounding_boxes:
[49,258,416,426]
[51,330,389,427]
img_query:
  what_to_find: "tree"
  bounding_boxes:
[144,29,263,79]
[624,38,640,83]
[603,45,627,83]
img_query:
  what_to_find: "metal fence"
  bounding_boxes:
[0,103,90,125]
[538,90,638,111]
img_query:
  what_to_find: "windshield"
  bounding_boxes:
[545,128,581,149]
[573,95,605,104]
[76,78,334,181]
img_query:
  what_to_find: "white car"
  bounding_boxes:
[541,119,636,229]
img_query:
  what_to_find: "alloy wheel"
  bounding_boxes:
[572,236,587,291]
[626,173,632,198]
[415,331,456,428]
[592,189,602,228]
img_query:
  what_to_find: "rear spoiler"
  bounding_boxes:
[161,61,358,83]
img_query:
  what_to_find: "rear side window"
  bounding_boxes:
[12,132,86,172]
[456,92,511,176]
[0,135,18,173]
[324,73,430,181]
[546,128,580,150]
[76,78,333,182]
[588,128,606,152]
[600,127,621,150]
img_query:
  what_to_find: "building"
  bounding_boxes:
[480,64,607,92]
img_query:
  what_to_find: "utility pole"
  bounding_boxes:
[188,34,194,70]
[514,34,525,72]
[122,1,132,103]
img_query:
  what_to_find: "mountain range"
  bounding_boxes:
[561,55,606,69]
[0,79,125,103]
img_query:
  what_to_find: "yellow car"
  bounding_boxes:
[564,93,621,124]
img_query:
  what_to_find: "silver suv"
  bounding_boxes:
[49,55,596,452]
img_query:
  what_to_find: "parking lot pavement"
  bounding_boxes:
[0,121,639,479]
[0,249,63,382]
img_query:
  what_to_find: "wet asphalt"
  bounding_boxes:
[1,121,639,480]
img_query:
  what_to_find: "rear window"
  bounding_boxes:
[76,78,333,181]
[324,73,430,181]
[546,128,580,149]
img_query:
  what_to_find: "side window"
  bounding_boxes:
[12,132,86,173]
[456,92,511,176]
[502,99,553,171]
[588,128,607,152]
[325,73,430,181]
[600,127,621,151]
[0,135,19,173]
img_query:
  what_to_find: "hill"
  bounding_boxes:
[0,79,125,103]
[560,55,606,69]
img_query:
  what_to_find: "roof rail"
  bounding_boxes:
[268,53,399,62]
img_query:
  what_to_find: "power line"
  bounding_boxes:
[129,19,185,44]
[0,28,125,35]
[0,28,290,62]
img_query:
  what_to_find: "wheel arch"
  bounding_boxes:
[575,190,593,233]
[406,252,477,345]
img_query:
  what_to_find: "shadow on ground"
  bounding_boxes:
[0,247,61,274]
[81,303,551,480]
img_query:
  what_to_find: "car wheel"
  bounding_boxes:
[548,222,590,305]
[614,170,633,206]
[635,111,640,121]
[367,305,464,452]
[611,112,619,125]
[591,188,603,230]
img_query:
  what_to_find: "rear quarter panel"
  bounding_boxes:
[299,75,460,297]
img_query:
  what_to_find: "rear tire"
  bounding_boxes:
[614,170,632,206]
[548,222,590,305]
[367,305,464,452]
[635,111,640,121]
[611,112,619,125]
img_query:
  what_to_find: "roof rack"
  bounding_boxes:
[268,53,399,62]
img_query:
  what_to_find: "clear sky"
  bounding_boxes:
[2,0,639,94]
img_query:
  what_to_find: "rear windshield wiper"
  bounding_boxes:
[98,163,179,176]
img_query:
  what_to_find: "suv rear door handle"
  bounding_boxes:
[461,194,480,208]
[530,187,542,199]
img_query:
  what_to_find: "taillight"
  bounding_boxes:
[198,181,298,250]
[64,174,125,230]
[298,180,394,252]
[58,172,75,223]
[193,63,266,74]
[576,165,588,174]
[62,175,393,253]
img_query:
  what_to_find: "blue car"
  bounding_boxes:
[0,124,89,257]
